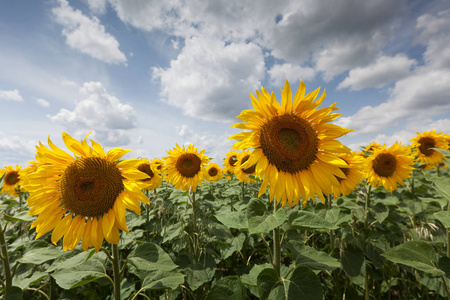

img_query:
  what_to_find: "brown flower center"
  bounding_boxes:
[5,171,20,186]
[208,167,218,177]
[259,114,318,174]
[336,158,350,182]
[60,157,124,217]
[228,155,237,167]
[137,163,154,181]
[372,153,397,177]
[241,155,256,174]
[176,153,202,178]
[418,137,436,157]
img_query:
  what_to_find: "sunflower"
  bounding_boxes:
[25,132,150,252]
[223,151,240,173]
[137,158,162,190]
[0,165,24,196]
[164,144,209,192]
[234,150,257,184]
[230,80,352,206]
[365,141,381,153]
[150,157,165,174]
[205,163,223,182]
[411,130,446,166]
[331,153,365,198]
[365,143,414,192]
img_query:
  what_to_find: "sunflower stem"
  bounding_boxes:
[447,200,450,258]
[0,223,12,292]
[273,201,281,277]
[111,243,121,300]
[327,195,335,252]
[364,185,372,300]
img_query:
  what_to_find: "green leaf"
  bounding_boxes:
[18,241,64,265]
[177,253,216,291]
[434,211,450,228]
[215,208,248,230]
[47,250,93,272]
[13,271,47,289]
[127,243,178,280]
[424,171,450,200]
[257,267,323,300]
[51,258,107,289]
[341,244,365,285]
[218,233,246,260]
[371,202,389,224]
[241,263,273,287]
[5,286,23,300]
[289,210,338,230]
[382,240,444,277]
[293,245,340,270]
[139,270,185,291]
[247,198,286,235]
[3,211,34,222]
[205,276,247,300]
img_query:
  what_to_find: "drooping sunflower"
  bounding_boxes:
[411,130,446,166]
[223,151,240,174]
[0,165,25,196]
[331,153,365,198]
[150,157,165,174]
[136,158,162,190]
[25,132,150,252]
[230,80,352,206]
[234,150,257,184]
[205,162,223,182]
[365,141,381,153]
[365,142,414,193]
[164,144,209,192]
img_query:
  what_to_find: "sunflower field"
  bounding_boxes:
[1,80,450,300]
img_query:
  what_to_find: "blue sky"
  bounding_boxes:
[0,0,449,167]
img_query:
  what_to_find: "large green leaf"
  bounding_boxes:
[257,267,323,300]
[382,240,444,277]
[341,244,365,286]
[139,270,185,291]
[5,286,23,300]
[424,172,450,200]
[371,202,389,224]
[293,244,340,270]
[205,276,247,300]
[47,250,93,272]
[127,242,178,280]
[288,211,338,230]
[3,211,34,222]
[215,208,248,230]
[434,211,450,228]
[218,233,246,260]
[51,258,107,289]
[177,253,216,291]
[247,198,286,235]
[18,240,64,265]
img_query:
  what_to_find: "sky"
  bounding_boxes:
[0,0,450,168]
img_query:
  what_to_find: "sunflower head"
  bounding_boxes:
[25,132,150,252]
[150,157,165,174]
[230,79,352,206]
[137,158,162,190]
[164,144,209,192]
[365,141,381,153]
[331,153,365,198]
[205,162,223,182]
[0,165,24,196]
[223,151,240,173]
[234,151,257,184]
[366,143,414,192]
[411,130,446,167]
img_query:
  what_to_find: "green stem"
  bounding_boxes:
[365,273,370,300]
[327,195,335,251]
[364,185,372,229]
[241,182,245,201]
[112,244,121,300]
[0,223,12,291]
[273,201,281,277]
[447,200,450,258]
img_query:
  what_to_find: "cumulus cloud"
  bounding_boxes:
[0,132,36,166]
[338,54,417,90]
[49,81,138,145]
[0,89,23,102]
[85,0,108,14]
[152,36,265,122]
[36,98,50,107]
[52,0,127,64]
[268,63,316,86]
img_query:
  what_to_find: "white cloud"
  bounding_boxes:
[0,89,23,102]
[61,79,78,87]
[49,81,138,145]
[52,0,127,64]
[268,63,316,86]
[36,98,50,107]
[152,36,265,122]
[0,132,36,167]
[338,54,417,90]
[85,0,108,14]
